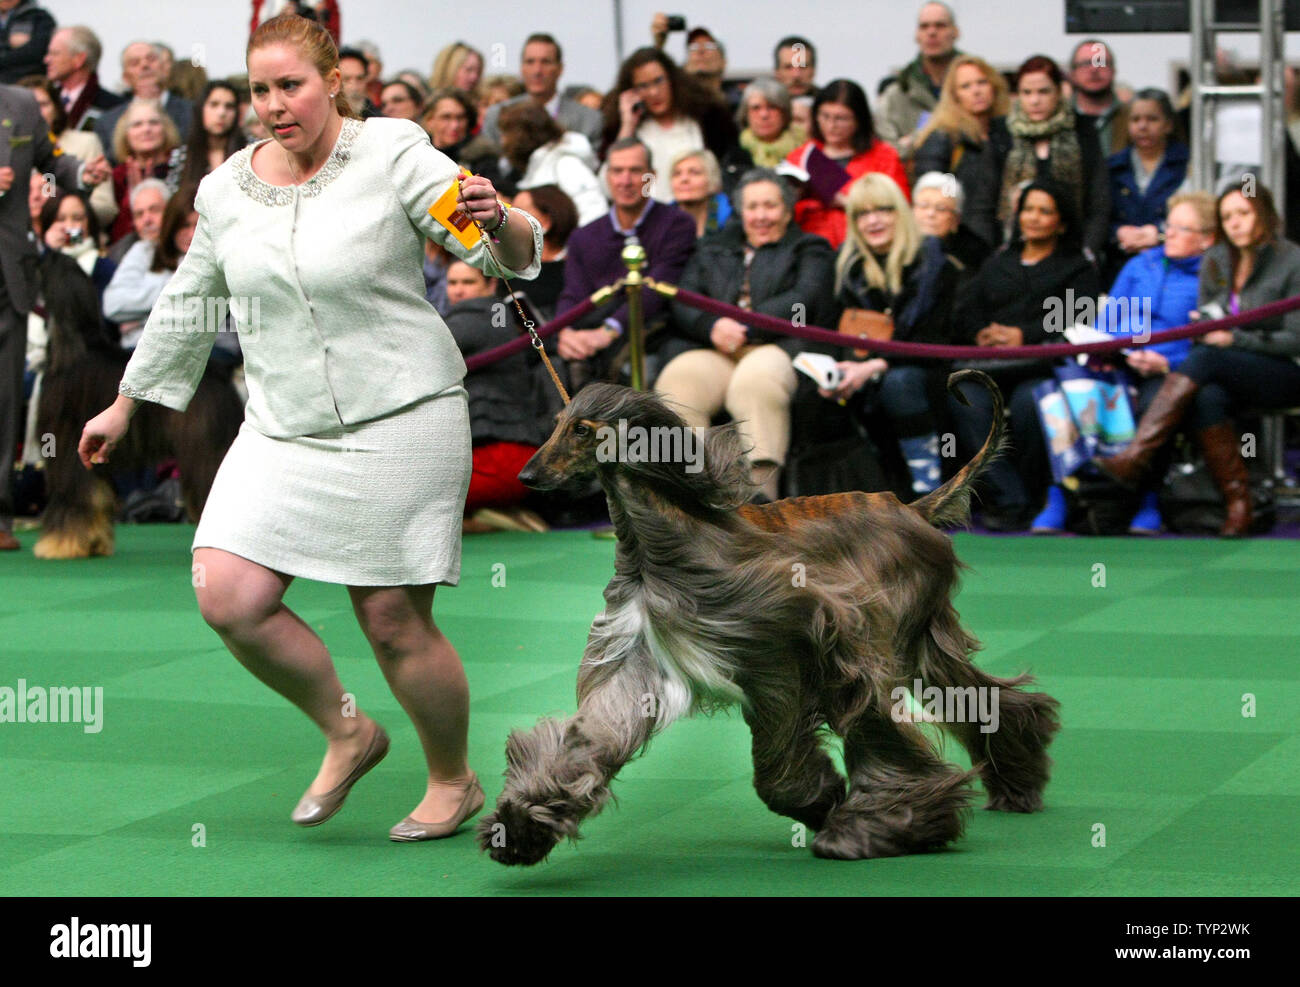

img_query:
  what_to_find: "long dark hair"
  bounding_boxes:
[39,191,102,246]
[600,47,724,154]
[151,184,199,273]
[1009,179,1083,254]
[810,79,876,154]
[1215,181,1282,284]
[179,80,246,188]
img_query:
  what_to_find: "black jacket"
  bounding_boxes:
[958,244,1101,345]
[913,116,1012,253]
[667,220,837,361]
[835,236,959,364]
[443,295,549,447]
[0,0,54,84]
[1035,112,1111,260]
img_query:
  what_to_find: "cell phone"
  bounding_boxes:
[665,15,687,31]
[1196,302,1226,321]
[631,99,646,115]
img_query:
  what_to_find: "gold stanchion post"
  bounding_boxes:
[621,237,647,391]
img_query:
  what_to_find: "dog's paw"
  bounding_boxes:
[983,789,1044,813]
[476,800,563,866]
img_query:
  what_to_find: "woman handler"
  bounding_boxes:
[77,14,542,842]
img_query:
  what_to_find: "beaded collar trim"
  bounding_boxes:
[233,117,363,206]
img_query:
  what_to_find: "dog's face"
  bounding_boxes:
[519,383,632,492]
[519,410,608,492]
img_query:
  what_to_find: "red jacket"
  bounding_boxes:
[785,139,910,249]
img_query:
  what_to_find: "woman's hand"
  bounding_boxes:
[125,157,147,190]
[1125,349,1170,377]
[44,224,68,251]
[1202,329,1234,347]
[78,401,133,469]
[975,323,1024,347]
[618,89,645,137]
[456,174,504,227]
[710,317,749,355]
[820,358,888,402]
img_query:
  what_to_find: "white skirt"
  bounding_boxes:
[193,387,472,586]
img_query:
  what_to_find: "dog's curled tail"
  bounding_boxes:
[910,370,1005,528]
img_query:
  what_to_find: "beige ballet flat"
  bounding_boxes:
[291,722,390,827]
[389,773,485,842]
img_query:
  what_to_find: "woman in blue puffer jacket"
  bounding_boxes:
[1034,191,1216,534]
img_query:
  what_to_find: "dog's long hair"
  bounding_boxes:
[480,371,1059,865]
[33,252,242,558]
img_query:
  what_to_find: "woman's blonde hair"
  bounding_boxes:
[668,148,723,197]
[914,54,1009,150]
[836,172,921,296]
[430,42,483,97]
[247,13,360,120]
[1166,190,1216,234]
[112,97,181,162]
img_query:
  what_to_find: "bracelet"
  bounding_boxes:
[484,202,509,240]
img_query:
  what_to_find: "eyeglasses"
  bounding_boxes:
[816,110,855,126]
[688,42,719,53]
[915,202,956,214]
[633,75,669,93]
[1166,223,1210,236]
[860,205,896,217]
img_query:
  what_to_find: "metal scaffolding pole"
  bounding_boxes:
[1189,0,1287,216]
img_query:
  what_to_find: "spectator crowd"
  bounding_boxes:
[3,0,1299,538]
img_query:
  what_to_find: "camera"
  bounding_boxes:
[1195,302,1226,322]
[66,226,83,246]
[665,15,686,31]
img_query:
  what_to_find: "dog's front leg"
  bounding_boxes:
[479,639,667,866]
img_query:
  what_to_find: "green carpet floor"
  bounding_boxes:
[1,526,1296,896]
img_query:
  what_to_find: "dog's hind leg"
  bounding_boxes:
[479,644,667,866]
[811,706,975,860]
[916,606,1061,812]
[166,368,243,521]
[743,691,844,831]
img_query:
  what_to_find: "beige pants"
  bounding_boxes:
[654,344,798,467]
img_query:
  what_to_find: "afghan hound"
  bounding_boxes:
[478,370,1061,865]
[31,251,242,559]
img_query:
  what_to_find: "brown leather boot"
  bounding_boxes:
[1094,372,1200,488]
[1198,422,1254,537]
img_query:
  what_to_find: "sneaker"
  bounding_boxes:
[1030,485,1068,534]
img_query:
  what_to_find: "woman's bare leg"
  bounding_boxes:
[193,547,377,795]
[348,583,473,821]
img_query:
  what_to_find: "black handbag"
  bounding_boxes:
[1158,458,1276,535]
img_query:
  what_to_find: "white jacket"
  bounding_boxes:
[518,132,609,226]
[119,117,542,438]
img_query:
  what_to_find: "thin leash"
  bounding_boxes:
[458,176,570,406]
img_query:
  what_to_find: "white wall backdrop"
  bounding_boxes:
[47,0,1300,98]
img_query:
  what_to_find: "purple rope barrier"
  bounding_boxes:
[462,295,600,371]
[666,285,1300,361]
